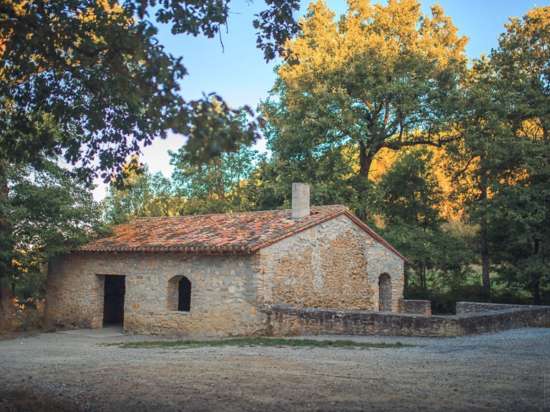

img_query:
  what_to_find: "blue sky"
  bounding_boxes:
[94,0,543,199]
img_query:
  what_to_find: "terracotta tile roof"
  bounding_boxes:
[78,205,405,260]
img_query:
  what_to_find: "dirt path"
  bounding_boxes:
[1,328,549,411]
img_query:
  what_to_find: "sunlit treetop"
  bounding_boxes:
[267,0,467,181]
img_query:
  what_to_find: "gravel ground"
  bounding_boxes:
[1,327,550,412]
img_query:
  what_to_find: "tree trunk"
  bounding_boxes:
[532,275,541,305]
[0,286,13,313]
[358,141,374,178]
[418,262,427,291]
[532,239,542,305]
[479,172,490,298]
[0,160,12,310]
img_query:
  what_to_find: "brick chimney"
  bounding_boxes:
[291,183,310,219]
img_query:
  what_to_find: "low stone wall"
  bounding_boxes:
[264,303,550,337]
[265,306,458,337]
[399,299,432,316]
[455,301,533,315]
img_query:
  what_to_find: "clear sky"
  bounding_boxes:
[94,0,543,199]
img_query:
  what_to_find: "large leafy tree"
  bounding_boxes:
[263,0,467,194]
[447,6,550,299]
[0,0,299,177]
[0,0,300,297]
[445,59,513,297]
[485,6,550,303]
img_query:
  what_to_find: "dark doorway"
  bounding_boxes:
[103,275,125,326]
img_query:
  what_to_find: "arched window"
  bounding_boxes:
[178,277,191,312]
[378,273,392,312]
[168,276,192,312]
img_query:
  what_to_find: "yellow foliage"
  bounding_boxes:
[1,0,132,78]
[370,145,464,221]
[280,0,467,91]
[0,0,30,67]
[517,118,546,141]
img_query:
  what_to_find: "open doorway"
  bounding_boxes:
[103,275,125,326]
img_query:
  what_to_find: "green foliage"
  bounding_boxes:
[103,165,179,224]
[7,161,106,299]
[378,149,474,289]
[0,0,299,180]
[444,6,550,300]
[486,146,550,304]
[486,6,550,304]
[378,149,442,227]
[103,145,261,222]
[241,145,366,214]
[264,0,467,183]
[171,144,260,214]
[0,0,299,289]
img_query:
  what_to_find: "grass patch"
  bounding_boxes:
[106,337,413,350]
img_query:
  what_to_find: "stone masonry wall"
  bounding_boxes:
[455,301,534,315]
[258,215,404,312]
[46,253,266,337]
[265,304,550,337]
[399,299,432,316]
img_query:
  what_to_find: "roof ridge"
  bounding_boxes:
[130,204,348,221]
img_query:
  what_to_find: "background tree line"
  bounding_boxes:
[1,0,548,313]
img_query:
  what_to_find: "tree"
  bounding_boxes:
[6,161,105,300]
[263,0,467,198]
[0,0,301,177]
[485,6,550,303]
[242,136,363,214]
[445,59,512,297]
[447,6,550,298]
[103,155,190,223]
[0,0,300,296]
[487,160,550,304]
[378,149,472,290]
[170,145,260,214]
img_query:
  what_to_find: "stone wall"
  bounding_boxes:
[399,299,432,316]
[265,305,459,337]
[46,253,266,337]
[264,304,550,337]
[455,301,533,315]
[258,215,404,312]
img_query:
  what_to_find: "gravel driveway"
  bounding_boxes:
[1,327,549,411]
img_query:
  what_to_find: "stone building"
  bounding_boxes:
[46,184,406,337]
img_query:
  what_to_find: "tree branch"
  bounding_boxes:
[381,135,460,150]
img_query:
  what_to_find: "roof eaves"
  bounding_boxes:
[75,245,255,255]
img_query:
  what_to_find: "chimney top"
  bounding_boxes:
[292,183,310,219]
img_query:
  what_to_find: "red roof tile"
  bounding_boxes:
[78,205,405,260]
